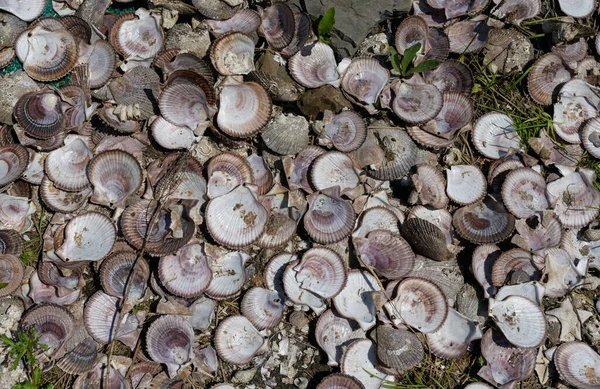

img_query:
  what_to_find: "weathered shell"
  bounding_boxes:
[214,315,265,364]
[247,155,273,195]
[411,163,448,209]
[56,212,115,263]
[83,291,139,345]
[453,197,516,244]
[288,42,340,88]
[216,81,272,138]
[310,151,361,194]
[391,277,448,333]
[491,248,540,286]
[259,3,295,50]
[20,304,75,357]
[262,112,311,156]
[20,26,78,81]
[340,339,393,388]
[501,167,548,218]
[14,88,65,140]
[146,315,194,378]
[324,111,368,152]
[0,144,28,187]
[56,337,99,375]
[110,9,164,60]
[159,82,215,133]
[582,117,600,159]
[44,138,92,191]
[527,53,571,105]
[192,0,240,20]
[365,128,417,180]
[546,169,600,228]
[391,78,443,124]
[427,308,482,359]
[0,254,24,297]
[472,112,524,159]
[479,329,536,386]
[317,374,365,389]
[489,295,546,348]
[553,80,600,144]
[205,9,261,37]
[304,188,356,244]
[446,165,486,205]
[240,287,284,329]
[355,229,415,279]
[0,229,23,256]
[492,0,540,25]
[558,0,595,17]
[294,247,347,299]
[315,309,366,367]
[158,242,212,299]
[423,60,473,94]
[395,16,429,55]
[283,259,326,314]
[373,325,424,370]
[0,0,45,22]
[207,151,254,198]
[332,271,382,331]
[87,150,143,209]
[554,342,600,389]
[210,32,255,75]
[205,251,249,300]
[445,15,490,53]
[99,251,149,300]
[341,57,390,110]
[422,92,473,140]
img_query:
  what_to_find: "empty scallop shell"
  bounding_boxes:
[445,16,490,53]
[427,308,482,359]
[332,270,381,331]
[0,194,34,233]
[373,325,424,370]
[501,167,548,218]
[207,152,254,199]
[77,39,117,89]
[205,9,261,37]
[408,206,453,244]
[56,337,99,375]
[317,374,365,389]
[20,303,75,357]
[341,58,389,110]
[240,287,284,329]
[45,138,92,191]
[0,254,24,297]
[159,82,215,133]
[205,251,250,300]
[264,252,297,300]
[0,144,28,187]
[21,26,78,81]
[366,128,418,180]
[446,165,486,205]
[492,0,540,25]
[214,315,265,364]
[391,78,443,124]
[247,155,273,195]
[288,42,340,88]
[554,341,600,389]
[554,79,600,144]
[479,328,536,386]
[216,81,272,138]
[192,0,240,20]
[472,112,524,159]
[495,281,545,305]
[423,92,473,140]
[146,315,194,378]
[304,188,356,244]
[283,146,325,192]
[280,11,311,57]
[324,111,367,152]
[13,88,65,140]
[310,151,361,194]
[0,229,23,256]
[158,242,212,298]
[110,9,164,60]
[151,115,198,150]
[315,309,366,367]
[84,291,139,345]
[489,295,546,348]
[453,197,515,244]
[395,16,429,55]
[527,53,571,105]
[88,150,143,209]
[262,112,311,156]
[391,277,448,333]
[355,229,415,279]
[582,117,600,159]
[0,0,45,21]
[210,32,255,75]
[340,339,394,389]
[412,164,448,209]
[259,3,295,50]
[423,60,473,94]
[491,248,540,286]
[294,247,347,299]
[205,184,268,248]
[283,259,326,314]
[546,169,600,229]
[401,217,450,261]
[558,0,595,17]
[353,206,401,239]
[99,251,149,300]
[511,211,562,253]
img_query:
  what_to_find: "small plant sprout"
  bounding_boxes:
[390,43,439,77]
[1,327,53,389]
[318,7,336,44]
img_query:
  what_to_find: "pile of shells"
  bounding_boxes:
[0,0,600,388]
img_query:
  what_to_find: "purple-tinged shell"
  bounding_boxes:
[445,16,490,53]
[99,251,149,300]
[390,78,443,124]
[317,374,365,389]
[88,150,143,209]
[0,254,24,297]
[391,277,448,333]
[501,167,548,218]
[315,309,366,367]
[294,247,347,299]
[332,270,381,331]
[0,229,22,256]
[423,60,473,94]
[427,308,482,359]
[395,16,429,55]
[83,291,139,346]
[55,212,115,263]
[355,229,415,279]
[205,9,261,37]
[259,3,295,50]
[341,57,389,112]
[366,128,417,180]
[453,197,515,244]
[446,165,486,205]
[210,32,256,76]
[479,329,536,386]
[217,81,272,138]
[472,112,524,159]
[582,117,600,159]
[411,163,448,209]
[207,151,254,198]
[527,53,571,106]
[14,88,65,140]
[554,341,600,389]
[0,144,28,187]
[205,251,250,300]
[492,0,541,25]
[491,248,540,286]
[146,315,194,378]
[545,169,600,228]
[310,151,361,194]
[20,303,75,357]
[110,9,164,61]
[324,111,368,152]
[56,336,99,375]
[304,187,356,244]
[288,42,340,88]
[283,146,326,192]
[21,26,79,81]
[489,295,546,348]
[240,287,284,329]
[158,242,212,299]
[44,138,92,191]
[214,315,265,364]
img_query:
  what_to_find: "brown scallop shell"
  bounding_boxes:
[13,88,65,140]
[453,197,516,244]
[304,187,356,244]
[0,254,24,297]
[527,53,571,105]
[22,26,79,81]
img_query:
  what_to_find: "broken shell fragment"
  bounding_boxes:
[207,151,254,199]
[315,309,366,367]
[341,57,389,112]
[427,308,482,359]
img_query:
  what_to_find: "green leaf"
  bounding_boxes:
[33,367,41,384]
[401,42,421,75]
[0,282,8,289]
[318,8,336,40]
[407,60,440,75]
[389,46,402,74]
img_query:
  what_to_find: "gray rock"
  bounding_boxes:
[289,0,411,57]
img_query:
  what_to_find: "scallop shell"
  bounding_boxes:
[445,15,490,53]
[472,244,501,298]
[355,229,415,279]
[158,242,212,298]
[317,374,365,389]
[217,81,272,138]
[283,260,326,314]
[205,184,267,248]
[192,0,240,20]
[554,342,600,389]
[288,42,340,88]
[395,16,429,55]
[88,150,143,209]
[373,325,424,370]
[527,53,571,105]
[332,270,381,331]
[341,57,389,110]
[205,251,250,300]
[401,218,450,261]
[407,206,453,244]
[484,28,533,74]
[340,339,394,388]
[56,212,115,263]
[283,146,325,192]
[159,82,215,133]
[446,165,486,205]
[553,79,600,144]
[391,78,443,124]
[479,329,536,386]
[412,163,448,209]
[0,194,34,233]
[489,295,546,348]
[210,32,256,76]
[352,206,401,238]
[501,167,548,218]
[0,254,24,297]
[0,144,28,187]
[214,315,265,364]
[99,251,149,300]
[511,211,562,253]
[324,111,367,152]
[14,88,65,140]
[545,169,600,229]
[427,308,482,359]
[492,0,541,25]
[491,248,540,286]
[154,51,214,84]
[21,26,78,81]
[240,287,284,329]
[315,309,366,367]
[247,155,273,195]
[146,315,194,378]
[110,9,164,60]
[207,151,254,199]
[0,229,23,256]
[294,247,347,299]
[280,11,311,57]
[422,92,473,139]
[264,252,297,301]
[37,260,83,290]
[453,197,516,244]
[40,177,91,213]
[424,27,450,62]
[391,277,448,333]
[472,112,524,159]
[0,0,45,22]
[366,128,418,180]
[83,291,139,345]
[45,138,92,191]
[304,187,356,244]
[205,9,261,37]
[558,0,595,17]
[78,39,117,89]
[582,117,600,159]
[259,3,295,50]
[20,303,75,357]
[151,115,198,150]
[423,60,473,94]
[56,337,99,375]
[495,281,545,305]
[310,151,361,193]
